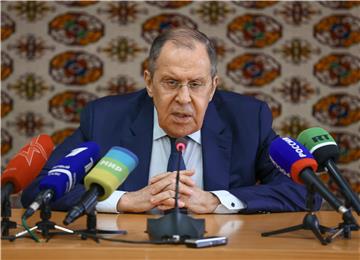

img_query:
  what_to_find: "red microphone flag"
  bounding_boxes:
[1,134,54,194]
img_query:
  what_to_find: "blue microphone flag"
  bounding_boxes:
[39,141,100,201]
[269,137,317,184]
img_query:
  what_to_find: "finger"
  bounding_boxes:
[162,182,193,196]
[178,199,186,208]
[149,170,196,195]
[150,190,176,205]
[151,171,195,189]
[179,174,195,187]
[149,170,194,184]
[149,177,175,195]
[149,171,173,184]
[157,205,173,211]
[179,183,193,196]
[179,170,195,176]
[157,200,185,210]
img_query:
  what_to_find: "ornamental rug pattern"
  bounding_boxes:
[1,1,359,207]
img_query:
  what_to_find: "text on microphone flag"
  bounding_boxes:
[269,137,318,184]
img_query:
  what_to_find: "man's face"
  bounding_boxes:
[144,41,218,138]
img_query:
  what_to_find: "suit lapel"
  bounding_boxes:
[120,94,154,191]
[202,101,232,191]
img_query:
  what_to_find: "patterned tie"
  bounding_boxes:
[167,137,186,172]
[165,136,187,214]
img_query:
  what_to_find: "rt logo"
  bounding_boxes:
[312,134,330,143]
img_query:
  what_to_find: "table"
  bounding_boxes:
[1,209,359,260]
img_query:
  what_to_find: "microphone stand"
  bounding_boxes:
[1,194,17,238]
[15,198,74,241]
[147,147,205,243]
[63,186,127,243]
[325,207,359,243]
[262,184,334,245]
[76,204,127,243]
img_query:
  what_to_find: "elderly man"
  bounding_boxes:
[22,28,321,214]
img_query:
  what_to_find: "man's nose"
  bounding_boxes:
[175,85,191,104]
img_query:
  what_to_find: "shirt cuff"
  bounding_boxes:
[95,190,126,213]
[210,190,246,214]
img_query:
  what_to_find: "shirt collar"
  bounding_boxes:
[153,107,201,144]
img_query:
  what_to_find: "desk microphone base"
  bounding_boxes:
[147,211,205,243]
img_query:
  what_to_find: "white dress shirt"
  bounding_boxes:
[96,108,245,213]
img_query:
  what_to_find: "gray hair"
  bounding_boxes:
[147,27,217,78]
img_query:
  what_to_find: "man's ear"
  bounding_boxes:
[144,70,153,97]
[209,75,219,101]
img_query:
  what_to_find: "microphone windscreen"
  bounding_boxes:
[269,137,318,184]
[39,141,100,201]
[1,134,54,193]
[84,147,138,201]
[297,127,339,168]
[175,137,188,152]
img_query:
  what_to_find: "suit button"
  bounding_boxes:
[231,202,235,207]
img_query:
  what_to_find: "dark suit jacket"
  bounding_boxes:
[21,89,321,213]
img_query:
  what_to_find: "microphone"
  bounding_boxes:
[63,147,139,225]
[175,137,187,152]
[147,137,205,243]
[174,137,187,211]
[1,134,54,205]
[22,142,100,219]
[297,127,360,215]
[269,137,356,224]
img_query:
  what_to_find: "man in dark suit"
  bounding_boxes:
[22,28,321,214]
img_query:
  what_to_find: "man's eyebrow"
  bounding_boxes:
[160,75,207,81]
[159,72,177,78]
[158,71,209,82]
[190,77,207,81]
[160,75,176,80]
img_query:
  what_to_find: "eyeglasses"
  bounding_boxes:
[159,79,210,92]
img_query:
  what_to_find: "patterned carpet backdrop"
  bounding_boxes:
[1,1,359,205]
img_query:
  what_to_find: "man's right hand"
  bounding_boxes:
[117,170,195,213]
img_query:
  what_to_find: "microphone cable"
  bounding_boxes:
[5,220,179,244]
[1,219,39,242]
[21,216,40,242]
[72,231,179,244]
